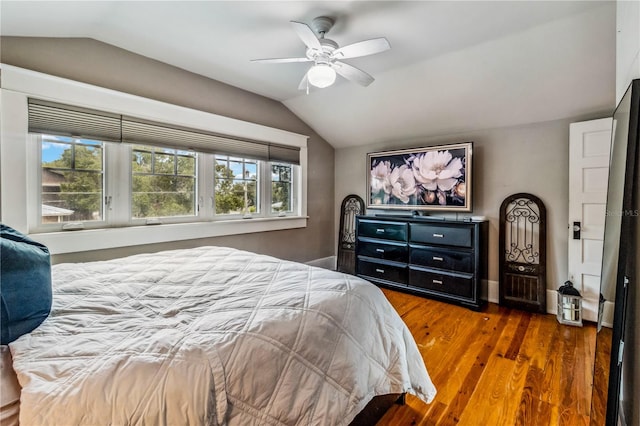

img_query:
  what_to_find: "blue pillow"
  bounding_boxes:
[1,224,52,344]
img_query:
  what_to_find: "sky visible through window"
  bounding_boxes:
[42,135,102,163]
[42,140,66,163]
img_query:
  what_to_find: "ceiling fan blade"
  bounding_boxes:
[297,72,309,91]
[251,57,311,64]
[332,61,375,87]
[332,38,391,59]
[290,21,322,51]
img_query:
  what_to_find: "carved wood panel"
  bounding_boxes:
[337,195,364,274]
[499,193,547,313]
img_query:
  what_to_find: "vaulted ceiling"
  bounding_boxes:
[1,1,616,148]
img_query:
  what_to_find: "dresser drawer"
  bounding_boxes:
[358,259,408,284]
[409,267,473,299]
[358,239,408,262]
[358,220,407,242]
[410,223,473,248]
[410,246,473,273]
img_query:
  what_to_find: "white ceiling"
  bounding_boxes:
[1,1,616,148]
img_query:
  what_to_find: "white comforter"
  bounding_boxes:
[10,246,436,425]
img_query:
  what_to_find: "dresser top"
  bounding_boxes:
[357,214,487,224]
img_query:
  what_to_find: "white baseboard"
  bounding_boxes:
[484,279,500,304]
[306,256,337,270]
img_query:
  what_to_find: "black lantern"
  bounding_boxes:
[557,280,582,326]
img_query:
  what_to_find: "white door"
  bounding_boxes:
[568,118,613,322]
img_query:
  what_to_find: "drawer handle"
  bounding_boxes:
[432,256,444,261]
[375,268,385,274]
[376,248,385,253]
[376,228,385,233]
[433,233,444,238]
[433,279,443,285]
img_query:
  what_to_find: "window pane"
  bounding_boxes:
[132,176,195,218]
[177,154,195,175]
[75,145,103,171]
[42,141,72,169]
[132,150,152,173]
[272,182,292,212]
[154,152,175,174]
[245,162,257,179]
[214,156,260,215]
[271,163,293,213]
[41,136,104,224]
[131,146,197,219]
[228,161,243,178]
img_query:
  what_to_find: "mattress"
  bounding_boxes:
[9,246,436,425]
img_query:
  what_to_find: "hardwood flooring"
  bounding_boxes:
[376,289,599,426]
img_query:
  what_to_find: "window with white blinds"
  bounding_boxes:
[27,99,302,231]
[28,99,300,164]
[1,65,307,253]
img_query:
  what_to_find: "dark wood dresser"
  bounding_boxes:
[355,215,489,310]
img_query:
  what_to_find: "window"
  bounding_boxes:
[132,146,197,219]
[34,135,300,230]
[41,135,104,224]
[2,66,307,253]
[214,155,259,216]
[271,163,293,214]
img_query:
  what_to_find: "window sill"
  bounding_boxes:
[29,216,308,255]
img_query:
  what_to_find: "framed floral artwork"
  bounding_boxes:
[366,142,473,212]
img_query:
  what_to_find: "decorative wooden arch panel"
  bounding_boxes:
[337,194,365,274]
[499,193,547,313]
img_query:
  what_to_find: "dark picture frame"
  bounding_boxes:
[366,142,473,212]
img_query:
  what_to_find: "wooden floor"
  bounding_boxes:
[376,289,598,426]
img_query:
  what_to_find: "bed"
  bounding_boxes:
[6,245,436,425]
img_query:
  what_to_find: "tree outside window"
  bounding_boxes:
[131,146,197,218]
[271,163,293,214]
[41,135,103,223]
[214,156,258,215]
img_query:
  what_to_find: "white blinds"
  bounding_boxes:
[28,99,300,164]
[28,99,122,143]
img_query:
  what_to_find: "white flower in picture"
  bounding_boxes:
[389,165,417,203]
[370,160,393,195]
[412,150,463,192]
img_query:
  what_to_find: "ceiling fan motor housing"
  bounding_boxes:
[306,38,338,62]
[311,16,334,36]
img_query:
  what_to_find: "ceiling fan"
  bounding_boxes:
[251,16,391,90]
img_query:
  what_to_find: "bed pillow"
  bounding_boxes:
[0,224,52,345]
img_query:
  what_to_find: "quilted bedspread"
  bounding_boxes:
[10,246,436,425]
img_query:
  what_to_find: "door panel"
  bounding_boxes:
[568,118,612,322]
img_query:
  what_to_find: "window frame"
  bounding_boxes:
[268,162,297,217]
[129,145,199,224]
[213,155,261,218]
[1,64,308,255]
[34,134,108,232]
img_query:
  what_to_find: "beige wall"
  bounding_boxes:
[334,116,609,293]
[0,36,335,264]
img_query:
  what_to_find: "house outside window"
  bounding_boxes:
[40,135,104,224]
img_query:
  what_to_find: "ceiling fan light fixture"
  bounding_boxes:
[307,64,336,88]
